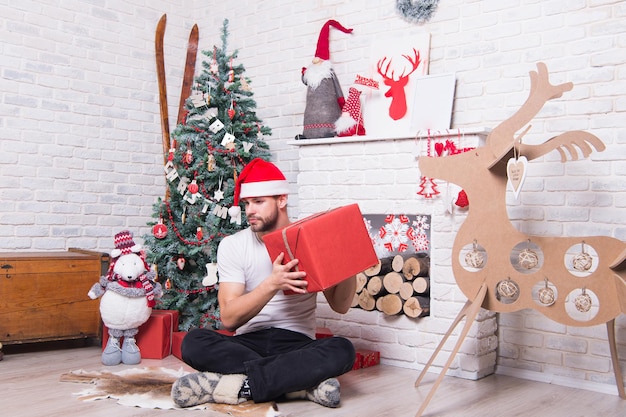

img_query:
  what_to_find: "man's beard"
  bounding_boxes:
[249,208,279,233]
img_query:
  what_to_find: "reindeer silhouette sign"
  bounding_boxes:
[414,62,626,416]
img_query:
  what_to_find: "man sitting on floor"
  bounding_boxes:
[171,158,356,408]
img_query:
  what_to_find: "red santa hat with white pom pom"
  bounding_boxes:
[233,158,290,206]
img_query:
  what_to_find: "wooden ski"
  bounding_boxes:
[177,24,199,125]
[155,14,170,163]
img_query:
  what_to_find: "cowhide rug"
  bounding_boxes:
[60,367,280,417]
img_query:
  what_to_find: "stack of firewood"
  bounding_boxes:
[352,253,430,318]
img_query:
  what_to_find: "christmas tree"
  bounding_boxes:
[145,19,271,331]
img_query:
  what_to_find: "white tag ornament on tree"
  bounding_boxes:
[221,132,236,149]
[507,155,527,199]
[209,119,224,133]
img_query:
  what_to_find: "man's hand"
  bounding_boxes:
[268,252,308,294]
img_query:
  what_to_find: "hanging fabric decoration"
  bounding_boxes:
[396,0,440,24]
[207,153,216,171]
[228,99,235,119]
[417,130,440,198]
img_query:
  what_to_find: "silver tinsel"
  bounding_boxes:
[396,0,440,24]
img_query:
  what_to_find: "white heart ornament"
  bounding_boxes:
[507,156,528,199]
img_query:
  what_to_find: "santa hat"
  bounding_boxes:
[234,158,289,205]
[111,230,141,258]
[315,19,353,61]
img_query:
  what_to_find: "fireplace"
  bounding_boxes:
[288,128,496,380]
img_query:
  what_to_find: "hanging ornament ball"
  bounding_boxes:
[574,290,593,313]
[177,257,186,270]
[464,249,484,269]
[152,222,168,239]
[538,285,556,306]
[497,279,519,299]
[228,108,235,119]
[572,252,593,272]
[188,180,199,194]
[165,278,172,290]
[518,248,539,269]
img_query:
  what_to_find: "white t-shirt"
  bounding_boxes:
[217,227,317,339]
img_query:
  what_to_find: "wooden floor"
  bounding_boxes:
[1,340,625,417]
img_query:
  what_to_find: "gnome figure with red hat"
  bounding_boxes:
[296,20,353,139]
[88,230,162,365]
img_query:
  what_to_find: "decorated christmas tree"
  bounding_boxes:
[145,19,271,331]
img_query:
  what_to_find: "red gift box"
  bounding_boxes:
[315,327,334,339]
[262,204,378,294]
[359,349,380,368]
[172,330,187,361]
[102,309,179,359]
[352,349,380,370]
[172,329,235,361]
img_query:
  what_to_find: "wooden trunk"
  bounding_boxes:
[0,249,109,344]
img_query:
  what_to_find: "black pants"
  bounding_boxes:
[181,327,356,403]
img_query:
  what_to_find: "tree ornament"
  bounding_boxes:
[210,46,218,74]
[464,240,484,269]
[228,100,235,119]
[209,118,224,133]
[240,77,251,91]
[242,141,253,155]
[183,149,193,165]
[176,256,186,270]
[228,205,242,225]
[196,226,203,241]
[497,278,520,300]
[188,179,199,194]
[152,223,168,241]
[572,241,593,272]
[538,278,556,306]
[228,58,235,82]
[165,278,172,290]
[221,132,236,149]
[207,153,216,171]
[518,241,539,269]
[574,288,592,313]
[167,147,175,161]
[213,176,225,202]
[396,0,440,24]
[202,263,218,287]
[181,206,187,224]
[152,219,168,239]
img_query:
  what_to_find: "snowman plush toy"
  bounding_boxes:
[88,230,162,365]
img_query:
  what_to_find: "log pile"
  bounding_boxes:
[353,253,430,318]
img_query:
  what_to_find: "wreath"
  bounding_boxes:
[396,0,440,24]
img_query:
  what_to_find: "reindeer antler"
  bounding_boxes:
[488,62,573,160]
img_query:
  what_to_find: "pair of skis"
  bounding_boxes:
[155,14,199,163]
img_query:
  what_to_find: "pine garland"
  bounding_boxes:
[396,0,440,24]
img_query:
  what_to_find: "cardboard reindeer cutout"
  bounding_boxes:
[415,62,626,417]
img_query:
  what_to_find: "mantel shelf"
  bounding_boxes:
[287,127,491,146]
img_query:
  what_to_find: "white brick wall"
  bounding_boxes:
[1,0,624,396]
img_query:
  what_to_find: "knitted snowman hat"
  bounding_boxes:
[111,230,142,258]
[234,158,289,205]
